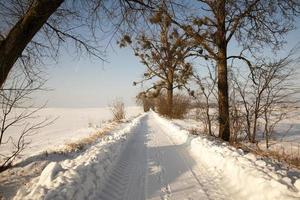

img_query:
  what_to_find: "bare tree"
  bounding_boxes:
[260,57,297,148]
[119,6,197,117]
[231,51,298,145]
[0,0,158,88]
[192,64,217,136]
[0,72,53,172]
[166,0,300,141]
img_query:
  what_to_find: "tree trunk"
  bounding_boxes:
[264,108,269,149]
[166,66,174,117]
[205,98,212,136]
[216,1,230,141]
[252,112,258,143]
[0,0,64,88]
[252,97,261,143]
[246,111,252,142]
[166,82,173,117]
[217,56,230,141]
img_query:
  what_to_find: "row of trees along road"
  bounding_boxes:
[0,1,299,161]
[0,0,158,171]
[120,0,300,142]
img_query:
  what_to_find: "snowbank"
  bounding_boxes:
[14,113,146,200]
[152,111,300,200]
[152,111,189,144]
[0,106,142,161]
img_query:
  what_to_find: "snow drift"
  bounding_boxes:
[0,107,142,161]
[12,111,300,200]
[14,113,146,200]
[152,111,300,200]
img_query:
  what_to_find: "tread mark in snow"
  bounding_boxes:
[98,114,229,200]
[98,118,147,200]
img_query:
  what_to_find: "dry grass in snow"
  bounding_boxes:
[0,119,122,199]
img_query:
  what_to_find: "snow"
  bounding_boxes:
[178,108,300,157]
[262,116,300,155]
[37,162,63,187]
[277,123,300,142]
[152,111,300,200]
[13,111,300,200]
[0,106,142,161]
[14,113,146,200]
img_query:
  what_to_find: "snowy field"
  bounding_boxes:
[153,112,300,200]
[181,108,300,156]
[1,108,300,199]
[0,106,142,161]
[12,111,300,200]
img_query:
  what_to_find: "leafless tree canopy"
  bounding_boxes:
[0,0,159,88]
[119,6,198,117]
[156,0,300,141]
[0,0,300,144]
[0,69,53,172]
[192,64,218,136]
[230,48,299,145]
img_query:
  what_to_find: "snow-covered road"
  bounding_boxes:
[98,113,229,200]
[14,111,300,200]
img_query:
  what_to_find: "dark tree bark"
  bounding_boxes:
[167,0,299,141]
[167,82,173,116]
[217,57,230,141]
[0,0,64,88]
[166,67,174,115]
[205,97,213,136]
[0,0,157,88]
[215,1,230,141]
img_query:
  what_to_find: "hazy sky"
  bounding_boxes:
[34,46,145,107]
[34,21,300,108]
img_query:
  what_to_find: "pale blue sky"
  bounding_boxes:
[35,47,145,107]
[34,21,300,108]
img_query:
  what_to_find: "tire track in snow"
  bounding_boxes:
[98,113,229,200]
[158,123,230,200]
[146,114,230,200]
[97,116,148,200]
